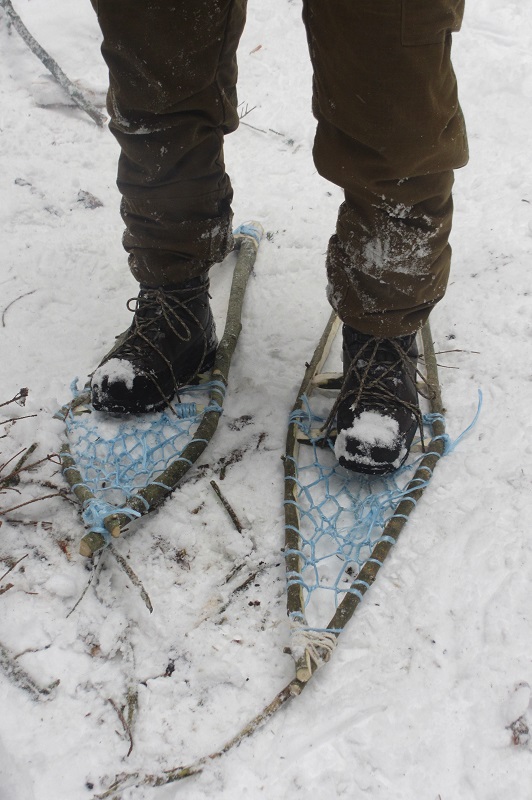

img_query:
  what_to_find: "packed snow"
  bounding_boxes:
[1,1,532,799]
[335,410,400,450]
[92,359,137,393]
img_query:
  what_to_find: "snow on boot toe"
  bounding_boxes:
[90,276,217,414]
[335,326,420,476]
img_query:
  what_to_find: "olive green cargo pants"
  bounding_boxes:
[92,0,467,337]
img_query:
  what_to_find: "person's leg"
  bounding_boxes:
[302,0,467,472]
[89,0,247,412]
[93,0,247,286]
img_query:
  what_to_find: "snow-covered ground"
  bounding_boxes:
[1,1,531,798]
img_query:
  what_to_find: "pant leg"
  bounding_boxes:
[302,0,468,336]
[92,0,247,286]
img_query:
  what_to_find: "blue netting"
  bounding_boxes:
[60,380,224,535]
[285,394,455,633]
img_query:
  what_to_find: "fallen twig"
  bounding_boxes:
[238,101,257,121]
[210,480,244,534]
[0,388,28,409]
[1,290,36,327]
[0,553,28,583]
[0,443,38,486]
[197,561,275,624]
[108,697,135,758]
[0,414,38,426]
[0,452,61,487]
[0,447,27,475]
[224,561,245,584]
[433,348,481,355]
[66,555,103,618]
[0,0,106,126]
[2,519,53,530]
[126,686,138,732]
[0,639,58,700]
[108,547,153,614]
[0,491,67,515]
[14,644,51,660]
[240,119,269,134]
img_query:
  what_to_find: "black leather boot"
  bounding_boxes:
[335,325,420,475]
[91,276,217,413]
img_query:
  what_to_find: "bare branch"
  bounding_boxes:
[0,451,61,488]
[109,547,153,614]
[0,639,58,699]
[0,414,38,426]
[0,554,28,583]
[66,556,103,618]
[0,0,107,126]
[0,388,28,409]
[2,290,36,328]
[238,102,257,120]
[107,698,135,757]
[210,480,244,534]
[0,443,38,486]
[1,520,53,530]
[0,491,66,515]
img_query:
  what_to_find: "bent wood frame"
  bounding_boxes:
[59,224,263,556]
[283,313,446,682]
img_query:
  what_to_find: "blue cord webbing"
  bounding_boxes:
[62,380,222,537]
[286,391,481,632]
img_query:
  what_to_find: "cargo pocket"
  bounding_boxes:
[402,0,464,46]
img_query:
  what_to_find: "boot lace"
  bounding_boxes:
[116,284,211,407]
[323,336,431,450]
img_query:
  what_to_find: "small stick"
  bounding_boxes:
[108,547,153,614]
[0,639,57,699]
[0,414,38,426]
[213,571,261,618]
[0,443,38,486]
[240,120,269,134]
[66,556,103,618]
[0,553,28,583]
[0,447,54,487]
[432,348,480,356]
[238,102,257,120]
[1,290,36,327]
[0,388,28,409]
[0,0,106,126]
[224,561,245,584]
[2,519,52,530]
[0,446,28,474]
[0,584,14,596]
[126,686,138,732]
[210,480,244,534]
[107,698,135,757]
[230,570,260,595]
[0,491,66,515]
[199,561,274,622]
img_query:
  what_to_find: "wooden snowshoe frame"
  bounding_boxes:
[284,312,446,683]
[58,224,263,557]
